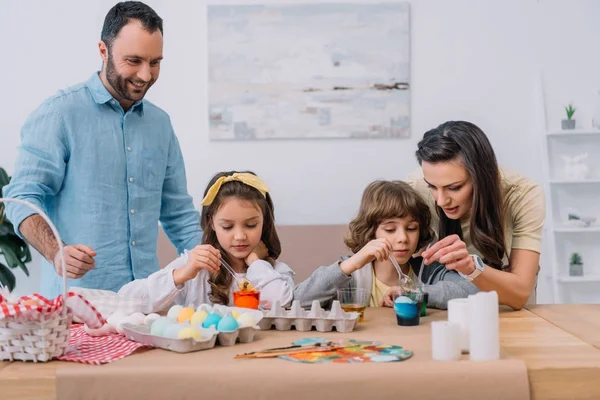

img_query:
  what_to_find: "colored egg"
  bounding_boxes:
[177,307,195,323]
[231,310,240,319]
[394,296,413,304]
[202,313,222,329]
[217,315,239,332]
[196,304,213,314]
[163,323,186,339]
[144,313,161,326]
[190,310,208,326]
[150,317,173,337]
[236,313,257,328]
[167,305,183,320]
[177,327,202,340]
[128,312,147,326]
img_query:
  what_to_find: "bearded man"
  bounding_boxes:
[4,1,201,297]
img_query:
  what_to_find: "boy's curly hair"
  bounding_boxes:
[345,180,434,253]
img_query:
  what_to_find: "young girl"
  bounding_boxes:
[293,180,478,309]
[119,171,295,313]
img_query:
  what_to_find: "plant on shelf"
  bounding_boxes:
[569,252,583,277]
[0,167,32,292]
[562,104,576,130]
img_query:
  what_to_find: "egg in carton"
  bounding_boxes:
[258,300,360,333]
[121,304,263,352]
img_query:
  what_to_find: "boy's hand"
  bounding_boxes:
[340,238,392,275]
[381,286,404,307]
[174,245,221,285]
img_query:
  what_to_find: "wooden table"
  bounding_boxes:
[1,305,600,400]
[527,304,600,350]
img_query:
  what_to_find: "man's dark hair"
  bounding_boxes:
[101,1,163,52]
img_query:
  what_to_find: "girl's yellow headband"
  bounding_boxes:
[200,173,269,206]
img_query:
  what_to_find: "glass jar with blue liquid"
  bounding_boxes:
[393,289,424,326]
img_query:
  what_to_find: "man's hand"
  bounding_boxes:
[53,244,96,279]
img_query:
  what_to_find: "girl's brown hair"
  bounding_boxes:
[415,121,506,269]
[345,180,434,254]
[201,171,281,305]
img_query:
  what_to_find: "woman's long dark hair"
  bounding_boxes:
[201,171,281,304]
[415,121,506,269]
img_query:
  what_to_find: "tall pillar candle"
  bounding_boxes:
[447,298,469,353]
[468,291,500,361]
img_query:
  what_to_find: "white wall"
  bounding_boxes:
[1,0,599,301]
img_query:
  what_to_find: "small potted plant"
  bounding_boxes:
[569,252,583,277]
[562,104,576,130]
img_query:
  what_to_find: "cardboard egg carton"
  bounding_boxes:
[121,306,263,353]
[258,300,360,333]
[122,323,259,352]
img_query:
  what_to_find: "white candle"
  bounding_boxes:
[448,298,470,353]
[468,291,500,361]
[431,321,461,361]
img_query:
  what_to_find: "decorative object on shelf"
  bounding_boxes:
[569,252,583,277]
[0,168,32,292]
[561,153,589,180]
[562,104,576,130]
[566,208,597,227]
[593,90,600,130]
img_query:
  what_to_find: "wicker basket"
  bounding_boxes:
[0,197,71,362]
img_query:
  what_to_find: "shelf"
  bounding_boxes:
[554,226,600,233]
[547,129,600,137]
[558,275,600,283]
[550,179,600,184]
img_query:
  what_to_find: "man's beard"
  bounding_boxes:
[106,54,154,103]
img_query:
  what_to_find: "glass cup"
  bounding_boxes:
[421,291,429,317]
[337,288,369,322]
[233,289,261,309]
[392,288,424,326]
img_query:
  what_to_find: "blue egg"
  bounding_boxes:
[150,317,173,337]
[394,295,413,304]
[202,313,222,329]
[394,302,419,319]
[162,323,185,339]
[217,315,239,332]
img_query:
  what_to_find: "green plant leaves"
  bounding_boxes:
[0,167,9,188]
[0,166,33,291]
[0,262,16,292]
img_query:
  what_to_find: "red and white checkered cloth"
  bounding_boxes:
[0,292,105,328]
[57,324,149,365]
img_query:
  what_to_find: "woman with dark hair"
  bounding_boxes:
[410,121,545,310]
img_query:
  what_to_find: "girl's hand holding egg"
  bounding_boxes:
[173,245,222,285]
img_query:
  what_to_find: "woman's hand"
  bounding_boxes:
[245,241,269,266]
[421,234,475,276]
[340,238,393,275]
[173,245,221,285]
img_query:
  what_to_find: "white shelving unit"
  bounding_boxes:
[539,77,600,303]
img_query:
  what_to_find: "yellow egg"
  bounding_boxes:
[231,310,240,319]
[177,307,195,323]
[190,310,208,326]
[177,327,202,340]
